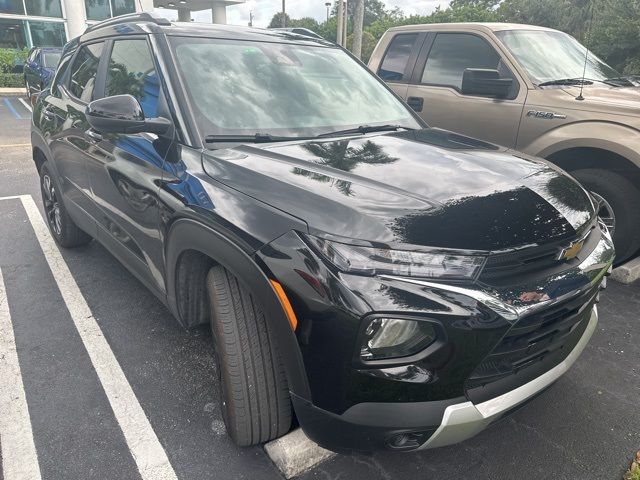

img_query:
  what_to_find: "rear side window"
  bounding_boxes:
[378,33,419,82]
[69,42,104,102]
[105,39,160,118]
[421,33,501,89]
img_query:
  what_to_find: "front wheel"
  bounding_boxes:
[206,266,292,446]
[572,169,640,264]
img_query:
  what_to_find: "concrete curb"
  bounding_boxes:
[0,88,27,97]
[611,257,640,285]
[264,428,336,479]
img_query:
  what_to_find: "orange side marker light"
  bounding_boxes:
[270,280,298,331]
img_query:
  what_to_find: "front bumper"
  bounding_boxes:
[420,306,597,449]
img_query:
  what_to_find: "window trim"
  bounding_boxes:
[412,31,520,101]
[377,32,427,84]
[65,39,108,104]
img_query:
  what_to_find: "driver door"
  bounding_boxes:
[405,32,527,148]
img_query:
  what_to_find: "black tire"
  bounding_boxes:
[572,168,640,264]
[39,162,92,248]
[206,266,291,446]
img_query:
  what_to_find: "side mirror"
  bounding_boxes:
[86,94,171,135]
[461,69,512,98]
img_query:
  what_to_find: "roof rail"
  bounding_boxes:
[271,27,324,40]
[84,12,171,34]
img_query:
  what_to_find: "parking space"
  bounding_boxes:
[1,96,639,480]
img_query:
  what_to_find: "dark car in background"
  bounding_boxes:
[24,47,62,97]
[31,13,614,453]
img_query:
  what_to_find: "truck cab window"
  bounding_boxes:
[422,33,506,91]
[378,33,419,82]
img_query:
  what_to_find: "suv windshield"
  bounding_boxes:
[495,30,621,85]
[169,36,420,139]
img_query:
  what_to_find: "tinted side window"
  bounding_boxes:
[69,42,103,102]
[105,39,159,118]
[422,33,503,90]
[378,33,419,82]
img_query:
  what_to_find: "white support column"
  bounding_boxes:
[138,0,154,12]
[64,0,88,39]
[212,2,227,24]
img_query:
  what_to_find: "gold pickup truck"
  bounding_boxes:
[369,22,640,263]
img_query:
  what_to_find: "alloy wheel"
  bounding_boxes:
[42,174,62,236]
[591,191,616,236]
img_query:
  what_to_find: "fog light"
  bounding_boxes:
[385,431,433,450]
[360,318,436,361]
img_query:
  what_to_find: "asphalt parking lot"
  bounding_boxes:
[0,95,638,480]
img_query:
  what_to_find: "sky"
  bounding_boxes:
[155,1,450,28]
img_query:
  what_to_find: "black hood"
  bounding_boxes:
[202,128,595,251]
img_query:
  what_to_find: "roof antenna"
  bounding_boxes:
[576,2,596,101]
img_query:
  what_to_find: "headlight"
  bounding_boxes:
[360,317,437,361]
[308,236,485,280]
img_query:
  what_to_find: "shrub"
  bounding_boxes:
[0,48,29,74]
[0,73,24,88]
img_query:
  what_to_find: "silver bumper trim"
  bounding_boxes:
[420,306,598,449]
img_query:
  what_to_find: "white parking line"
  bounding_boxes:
[14,195,178,480]
[18,98,32,113]
[0,268,43,480]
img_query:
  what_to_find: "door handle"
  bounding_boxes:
[85,128,103,142]
[407,96,424,112]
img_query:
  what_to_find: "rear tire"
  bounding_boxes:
[39,162,92,248]
[572,168,640,264]
[206,266,292,446]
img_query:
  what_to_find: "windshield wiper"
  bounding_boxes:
[316,124,415,138]
[538,77,623,87]
[203,125,416,144]
[204,133,315,144]
[604,76,636,87]
[538,78,594,87]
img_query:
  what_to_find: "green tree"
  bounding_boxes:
[290,17,321,31]
[331,0,393,26]
[268,12,290,28]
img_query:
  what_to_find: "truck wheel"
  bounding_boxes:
[572,169,640,264]
[206,266,292,446]
[39,162,92,248]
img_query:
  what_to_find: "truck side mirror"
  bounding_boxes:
[461,68,512,98]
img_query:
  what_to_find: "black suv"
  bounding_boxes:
[31,13,614,453]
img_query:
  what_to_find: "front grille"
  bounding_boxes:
[480,225,600,286]
[465,286,599,404]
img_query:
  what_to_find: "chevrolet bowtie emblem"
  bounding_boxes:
[558,239,585,261]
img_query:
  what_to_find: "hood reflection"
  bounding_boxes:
[202,127,596,251]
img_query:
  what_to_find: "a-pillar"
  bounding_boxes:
[178,7,191,21]
[212,2,227,23]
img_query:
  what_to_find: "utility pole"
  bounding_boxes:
[336,0,343,45]
[342,0,348,47]
[281,0,286,27]
[249,10,253,27]
[353,0,364,58]
[325,1,331,22]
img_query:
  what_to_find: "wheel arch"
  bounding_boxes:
[545,147,640,187]
[165,218,311,399]
[31,129,54,174]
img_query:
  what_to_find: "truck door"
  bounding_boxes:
[371,32,426,102]
[405,32,526,148]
